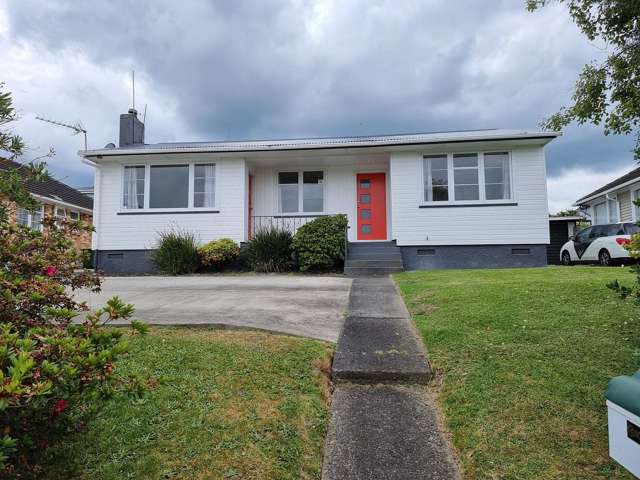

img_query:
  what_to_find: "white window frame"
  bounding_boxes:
[593,196,620,224]
[16,204,44,231]
[120,162,218,212]
[421,151,514,205]
[276,169,326,215]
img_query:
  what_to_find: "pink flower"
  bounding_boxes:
[44,266,57,277]
[52,399,67,417]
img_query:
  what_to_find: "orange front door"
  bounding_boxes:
[356,173,387,240]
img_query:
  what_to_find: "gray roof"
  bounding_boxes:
[0,158,93,210]
[81,128,560,157]
[575,166,640,204]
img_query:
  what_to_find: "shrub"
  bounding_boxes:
[292,214,348,271]
[152,228,200,274]
[243,227,294,272]
[0,85,149,477]
[198,238,240,271]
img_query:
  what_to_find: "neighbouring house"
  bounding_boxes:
[574,167,640,225]
[79,108,560,273]
[0,157,93,250]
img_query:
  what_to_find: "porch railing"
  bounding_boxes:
[249,215,325,238]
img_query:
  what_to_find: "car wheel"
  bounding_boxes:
[598,249,612,266]
[561,251,572,266]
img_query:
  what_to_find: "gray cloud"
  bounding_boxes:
[1,0,637,209]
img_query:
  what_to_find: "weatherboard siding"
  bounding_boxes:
[389,146,550,246]
[618,191,633,222]
[94,157,247,250]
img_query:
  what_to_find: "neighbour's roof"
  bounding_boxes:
[575,166,640,205]
[0,157,93,211]
[80,128,560,157]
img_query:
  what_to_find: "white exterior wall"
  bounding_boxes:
[251,163,390,242]
[94,157,247,250]
[389,146,550,245]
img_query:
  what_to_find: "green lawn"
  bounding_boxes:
[394,266,640,480]
[42,328,332,480]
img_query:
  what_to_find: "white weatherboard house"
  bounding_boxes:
[80,109,560,273]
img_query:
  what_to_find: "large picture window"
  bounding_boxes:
[150,165,189,208]
[422,152,512,203]
[278,170,324,213]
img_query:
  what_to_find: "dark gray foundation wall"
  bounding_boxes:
[94,250,156,274]
[400,244,547,270]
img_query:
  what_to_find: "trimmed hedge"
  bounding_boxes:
[292,214,348,271]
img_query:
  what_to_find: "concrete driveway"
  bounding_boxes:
[72,275,352,342]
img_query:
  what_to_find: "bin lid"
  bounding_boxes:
[606,371,640,418]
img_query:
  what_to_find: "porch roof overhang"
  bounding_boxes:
[79,129,560,163]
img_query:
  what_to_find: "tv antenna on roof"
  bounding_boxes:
[35,116,88,150]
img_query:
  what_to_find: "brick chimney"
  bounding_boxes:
[119,108,145,147]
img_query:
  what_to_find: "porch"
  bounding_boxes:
[246,153,391,243]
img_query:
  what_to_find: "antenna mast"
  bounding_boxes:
[35,116,88,150]
[132,70,135,110]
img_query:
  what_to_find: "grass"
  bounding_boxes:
[394,266,640,480]
[42,328,332,480]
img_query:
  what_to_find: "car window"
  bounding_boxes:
[607,224,626,235]
[589,226,604,239]
[624,223,640,235]
[575,227,591,242]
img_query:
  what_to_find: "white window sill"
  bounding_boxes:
[419,201,517,208]
[117,208,219,215]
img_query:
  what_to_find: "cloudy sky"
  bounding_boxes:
[0,0,636,212]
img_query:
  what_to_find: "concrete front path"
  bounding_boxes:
[72,275,352,342]
[323,276,460,479]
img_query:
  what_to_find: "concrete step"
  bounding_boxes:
[344,266,404,276]
[332,315,430,383]
[348,245,400,253]
[345,259,404,268]
[322,385,460,479]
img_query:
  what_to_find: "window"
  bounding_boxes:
[423,155,448,201]
[278,172,299,213]
[423,152,512,203]
[608,198,619,223]
[69,210,80,221]
[593,198,619,224]
[484,152,510,200]
[594,202,607,224]
[574,227,591,242]
[303,171,324,212]
[194,164,215,208]
[453,153,479,201]
[123,166,145,209]
[278,170,324,213]
[55,207,66,226]
[16,204,43,231]
[150,165,189,208]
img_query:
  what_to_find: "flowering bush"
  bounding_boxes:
[0,83,148,477]
[198,238,240,271]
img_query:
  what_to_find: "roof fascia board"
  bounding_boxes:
[80,134,559,160]
[574,178,640,206]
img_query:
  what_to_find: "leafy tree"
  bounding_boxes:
[527,1,640,157]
